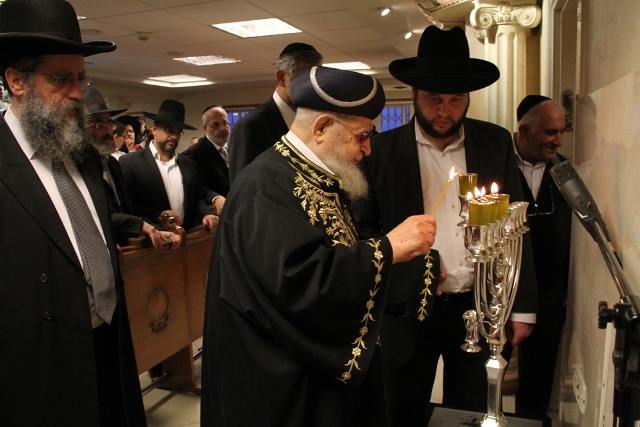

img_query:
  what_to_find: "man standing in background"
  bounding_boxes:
[228,42,322,182]
[182,105,231,214]
[514,95,572,425]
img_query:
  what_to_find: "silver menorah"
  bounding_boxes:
[460,201,529,427]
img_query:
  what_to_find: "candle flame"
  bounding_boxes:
[448,166,458,181]
[480,186,486,197]
[491,182,499,194]
[466,191,474,201]
[474,187,481,198]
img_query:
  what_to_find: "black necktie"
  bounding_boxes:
[52,159,116,323]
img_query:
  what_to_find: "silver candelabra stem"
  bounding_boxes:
[460,201,529,427]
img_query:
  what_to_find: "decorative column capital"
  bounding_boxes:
[470,1,541,31]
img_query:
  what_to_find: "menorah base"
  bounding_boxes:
[426,406,543,427]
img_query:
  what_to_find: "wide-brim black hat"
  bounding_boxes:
[145,99,196,130]
[389,26,499,94]
[0,0,116,58]
[84,86,127,117]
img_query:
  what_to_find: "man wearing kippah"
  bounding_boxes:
[228,42,322,182]
[0,0,146,424]
[514,95,571,424]
[201,66,437,427]
[353,26,538,426]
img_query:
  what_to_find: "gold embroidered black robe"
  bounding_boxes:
[201,137,393,427]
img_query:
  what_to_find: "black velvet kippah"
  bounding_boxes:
[517,95,551,121]
[290,66,386,119]
[279,42,318,58]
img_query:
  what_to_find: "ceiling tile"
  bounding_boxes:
[98,9,199,33]
[247,0,349,16]
[68,0,153,18]
[168,0,272,25]
[312,27,384,44]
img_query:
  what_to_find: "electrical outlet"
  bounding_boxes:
[573,367,588,414]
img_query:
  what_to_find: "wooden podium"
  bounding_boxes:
[119,228,215,392]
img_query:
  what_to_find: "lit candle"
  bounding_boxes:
[430,166,458,215]
[468,199,495,225]
[458,173,478,197]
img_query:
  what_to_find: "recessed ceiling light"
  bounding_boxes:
[380,8,391,17]
[324,61,371,70]
[212,18,301,38]
[77,16,87,21]
[404,31,413,40]
[144,75,213,88]
[173,55,241,66]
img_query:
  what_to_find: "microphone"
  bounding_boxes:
[549,156,610,242]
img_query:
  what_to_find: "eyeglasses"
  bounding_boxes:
[36,72,89,91]
[332,117,375,143]
[527,184,556,217]
[90,120,117,131]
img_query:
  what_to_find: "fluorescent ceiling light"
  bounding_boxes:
[173,55,241,66]
[144,75,213,88]
[212,18,301,38]
[324,61,371,70]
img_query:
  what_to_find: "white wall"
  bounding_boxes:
[558,0,640,425]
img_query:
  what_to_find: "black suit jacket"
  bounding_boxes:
[519,156,572,303]
[228,97,288,183]
[354,117,538,315]
[0,115,145,426]
[120,147,210,230]
[182,136,229,197]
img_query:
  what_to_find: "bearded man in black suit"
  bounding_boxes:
[0,0,146,425]
[182,105,231,214]
[228,42,322,182]
[353,26,538,427]
[120,99,218,232]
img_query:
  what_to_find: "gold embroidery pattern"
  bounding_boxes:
[275,140,335,187]
[339,239,384,383]
[293,173,357,247]
[417,253,435,321]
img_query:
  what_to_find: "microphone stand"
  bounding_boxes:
[590,222,640,427]
[549,157,640,425]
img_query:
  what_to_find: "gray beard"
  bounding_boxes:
[18,90,88,160]
[92,135,116,156]
[323,154,369,200]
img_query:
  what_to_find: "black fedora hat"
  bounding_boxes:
[84,86,127,117]
[0,0,116,58]
[145,99,196,130]
[389,26,499,94]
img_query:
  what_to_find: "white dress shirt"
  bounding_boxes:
[273,91,295,128]
[514,144,546,200]
[415,121,472,294]
[150,142,184,222]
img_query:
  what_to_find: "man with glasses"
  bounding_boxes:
[352,26,538,426]
[120,99,218,232]
[514,95,572,424]
[182,105,231,214]
[201,66,437,427]
[0,0,146,424]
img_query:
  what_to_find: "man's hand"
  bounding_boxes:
[159,210,182,226]
[142,222,181,249]
[212,196,226,215]
[509,321,534,346]
[386,214,436,264]
[202,214,219,232]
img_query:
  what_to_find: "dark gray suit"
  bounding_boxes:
[353,117,537,426]
[228,97,288,183]
[0,115,146,426]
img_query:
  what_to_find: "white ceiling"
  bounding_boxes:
[69,0,436,90]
